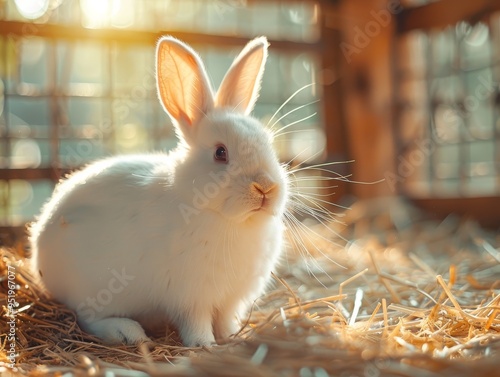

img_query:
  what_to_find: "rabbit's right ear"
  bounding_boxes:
[156,37,214,142]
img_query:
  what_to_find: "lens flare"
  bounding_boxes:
[14,0,49,20]
[80,0,126,28]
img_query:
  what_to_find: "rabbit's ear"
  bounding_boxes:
[156,37,214,140]
[215,37,268,115]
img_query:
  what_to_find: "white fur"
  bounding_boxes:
[30,36,288,346]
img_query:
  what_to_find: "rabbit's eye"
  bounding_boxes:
[214,145,228,163]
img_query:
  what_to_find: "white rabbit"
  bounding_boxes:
[29,36,289,347]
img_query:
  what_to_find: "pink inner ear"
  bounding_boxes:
[157,46,196,124]
[156,37,214,134]
[215,38,268,115]
[178,111,192,127]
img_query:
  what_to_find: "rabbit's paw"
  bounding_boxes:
[83,317,151,345]
[214,316,239,344]
[178,313,216,347]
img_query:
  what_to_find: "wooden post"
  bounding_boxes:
[319,0,350,202]
[336,0,397,199]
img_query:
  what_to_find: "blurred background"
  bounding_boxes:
[0,0,499,241]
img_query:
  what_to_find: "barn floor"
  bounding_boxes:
[1,197,499,376]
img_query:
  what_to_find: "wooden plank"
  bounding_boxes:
[412,197,500,229]
[399,0,500,32]
[0,168,70,181]
[0,20,321,53]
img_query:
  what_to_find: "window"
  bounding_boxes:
[0,0,326,225]
[395,3,500,198]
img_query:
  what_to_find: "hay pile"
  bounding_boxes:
[1,197,499,376]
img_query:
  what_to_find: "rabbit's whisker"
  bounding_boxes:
[289,161,385,185]
[267,83,315,127]
[282,145,326,170]
[271,129,322,139]
[282,157,358,278]
[288,178,340,189]
[290,167,352,182]
[291,160,354,171]
[288,195,345,230]
[282,150,314,170]
[272,112,317,138]
[286,197,347,251]
[283,213,337,284]
[290,188,339,197]
[291,175,344,182]
[289,194,340,218]
[232,97,248,113]
[270,100,319,133]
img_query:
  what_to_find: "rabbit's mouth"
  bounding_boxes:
[249,182,281,214]
[250,196,282,218]
[230,199,280,223]
[218,179,285,222]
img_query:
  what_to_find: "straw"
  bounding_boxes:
[1,197,499,376]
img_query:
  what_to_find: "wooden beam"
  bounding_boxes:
[0,20,321,53]
[399,0,500,33]
[319,2,350,201]
[0,168,70,181]
[412,196,500,229]
[337,0,397,199]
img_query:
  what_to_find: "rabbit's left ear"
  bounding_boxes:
[156,36,214,142]
[215,37,268,115]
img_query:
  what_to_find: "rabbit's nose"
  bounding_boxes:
[251,181,277,195]
[254,173,278,193]
[251,181,277,208]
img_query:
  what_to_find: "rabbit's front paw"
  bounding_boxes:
[214,316,239,344]
[178,313,216,347]
[82,317,151,345]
